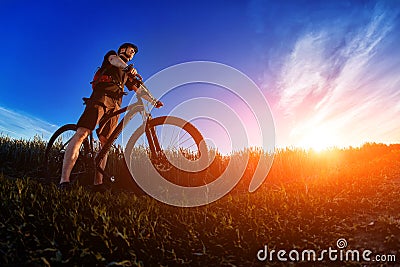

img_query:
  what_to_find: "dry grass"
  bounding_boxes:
[0,135,399,266]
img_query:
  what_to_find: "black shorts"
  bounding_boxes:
[77,93,121,139]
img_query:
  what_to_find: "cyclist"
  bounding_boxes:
[59,42,162,191]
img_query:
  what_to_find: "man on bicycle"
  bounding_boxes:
[59,42,162,191]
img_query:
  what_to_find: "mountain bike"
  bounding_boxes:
[44,74,210,188]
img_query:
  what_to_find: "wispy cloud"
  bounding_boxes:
[269,3,400,148]
[0,106,58,140]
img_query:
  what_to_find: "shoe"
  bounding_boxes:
[58,182,71,190]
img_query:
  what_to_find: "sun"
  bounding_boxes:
[298,126,337,152]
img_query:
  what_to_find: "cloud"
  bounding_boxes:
[268,3,400,148]
[0,106,58,140]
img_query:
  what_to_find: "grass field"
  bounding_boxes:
[0,135,399,266]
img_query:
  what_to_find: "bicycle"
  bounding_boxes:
[44,74,210,189]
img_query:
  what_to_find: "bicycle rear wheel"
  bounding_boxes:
[44,124,91,185]
[125,116,213,186]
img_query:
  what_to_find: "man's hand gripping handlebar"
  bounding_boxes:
[124,66,163,108]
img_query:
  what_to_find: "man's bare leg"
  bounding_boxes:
[60,127,91,184]
[94,135,108,185]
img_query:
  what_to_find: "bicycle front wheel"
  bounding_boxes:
[125,116,212,186]
[44,124,91,185]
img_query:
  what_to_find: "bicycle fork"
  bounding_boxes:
[145,118,162,159]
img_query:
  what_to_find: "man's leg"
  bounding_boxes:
[60,127,91,184]
[94,135,108,185]
[94,97,119,186]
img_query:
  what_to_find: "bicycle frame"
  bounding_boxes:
[90,87,160,182]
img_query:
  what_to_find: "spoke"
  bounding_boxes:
[159,125,180,150]
[159,126,167,146]
[167,138,197,154]
[177,135,195,147]
[185,143,197,150]
[133,122,199,159]
[176,130,189,144]
[168,129,189,149]
[168,126,178,147]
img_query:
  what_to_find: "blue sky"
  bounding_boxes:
[1,0,400,150]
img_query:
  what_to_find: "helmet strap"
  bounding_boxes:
[120,53,129,62]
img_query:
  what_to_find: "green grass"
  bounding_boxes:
[0,135,399,266]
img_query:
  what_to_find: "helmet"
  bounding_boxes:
[118,42,138,54]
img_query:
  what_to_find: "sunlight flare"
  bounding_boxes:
[292,123,338,152]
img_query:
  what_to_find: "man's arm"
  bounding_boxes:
[108,54,137,75]
[108,54,127,68]
[126,78,163,108]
